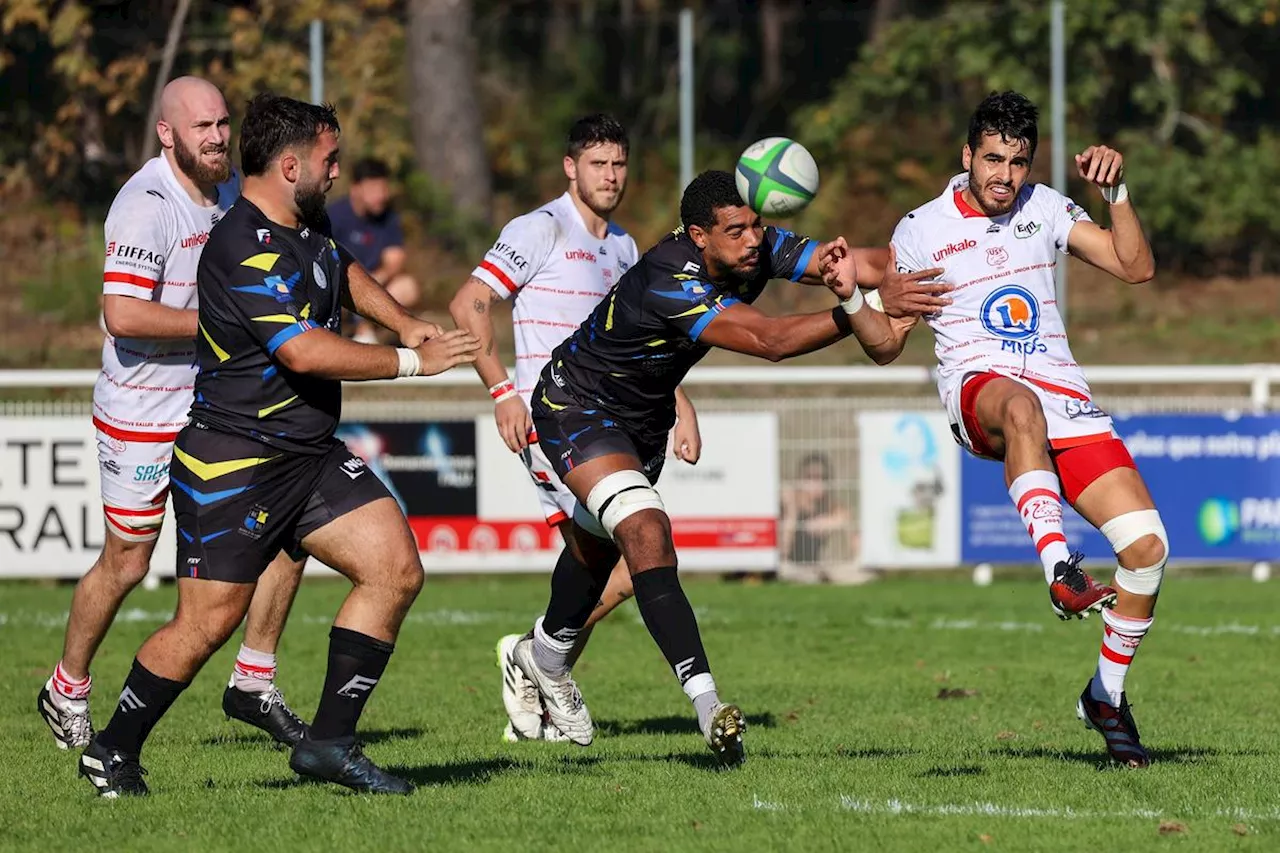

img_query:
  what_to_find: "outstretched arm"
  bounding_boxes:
[1065,145,1155,284]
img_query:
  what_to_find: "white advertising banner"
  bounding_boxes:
[857,411,961,569]
[0,416,176,579]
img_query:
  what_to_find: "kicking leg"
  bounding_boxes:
[968,374,1115,618]
[222,550,309,746]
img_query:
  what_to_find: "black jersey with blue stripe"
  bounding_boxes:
[191,199,349,454]
[541,225,813,434]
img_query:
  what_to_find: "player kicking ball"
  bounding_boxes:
[511,170,947,763]
[873,91,1162,767]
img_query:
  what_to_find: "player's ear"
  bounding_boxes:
[279,151,299,184]
[961,144,973,171]
[156,120,173,151]
[563,155,576,183]
[687,224,708,249]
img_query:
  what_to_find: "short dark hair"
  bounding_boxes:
[239,93,341,177]
[351,157,390,183]
[680,170,744,231]
[798,452,833,481]
[566,114,629,160]
[967,91,1039,160]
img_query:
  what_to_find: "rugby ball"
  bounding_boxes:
[735,137,820,217]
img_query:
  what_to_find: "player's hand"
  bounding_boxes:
[818,236,857,300]
[398,319,446,349]
[414,329,480,375]
[876,245,951,319]
[495,395,533,453]
[1075,145,1124,190]
[673,412,702,465]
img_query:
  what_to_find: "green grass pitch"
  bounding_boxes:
[2,573,1279,851]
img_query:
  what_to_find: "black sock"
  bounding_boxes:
[631,566,713,693]
[308,627,395,742]
[96,659,190,756]
[542,545,615,640]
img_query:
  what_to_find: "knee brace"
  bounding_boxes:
[585,470,666,540]
[1100,509,1168,596]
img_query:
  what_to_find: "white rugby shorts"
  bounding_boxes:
[95,428,172,543]
[521,436,576,527]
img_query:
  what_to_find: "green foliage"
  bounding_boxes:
[801,0,1280,272]
[20,223,103,325]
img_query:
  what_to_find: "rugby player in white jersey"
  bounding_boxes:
[450,115,701,742]
[869,91,1162,766]
[38,77,309,752]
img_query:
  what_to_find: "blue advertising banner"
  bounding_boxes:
[960,414,1280,564]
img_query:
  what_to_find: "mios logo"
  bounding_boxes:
[980,284,1039,341]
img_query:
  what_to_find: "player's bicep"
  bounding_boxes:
[1066,220,1127,277]
[687,301,774,356]
[472,214,556,299]
[765,226,817,282]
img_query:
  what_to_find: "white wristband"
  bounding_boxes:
[1101,182,1129,205]
[396,347,422,378]
[839,287,865,315]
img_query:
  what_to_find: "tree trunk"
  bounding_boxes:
[406,0,492,222]
[140,0,194,164]
[870,0,901,44]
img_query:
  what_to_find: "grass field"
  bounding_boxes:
[3,572,1279,851]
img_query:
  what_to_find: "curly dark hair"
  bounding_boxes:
[567,114,629,159]
[680,169,744,231]
[967,91,1038,160]
[239,93,341,177]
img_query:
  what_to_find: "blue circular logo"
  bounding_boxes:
[980,285,1040,341]
[1198,498,1239,546]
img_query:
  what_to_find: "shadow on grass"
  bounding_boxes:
[832,747,918,760]
[997,744,1241,767]
[920,765,985,778]
[594,711,776,737]
[206,726,427,749]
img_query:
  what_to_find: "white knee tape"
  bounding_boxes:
[585,470,665,539]
[1100,509,1167,596]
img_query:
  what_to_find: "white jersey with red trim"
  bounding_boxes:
[892,173,1094,399]
[94,155,240,438]
[471,192,639,402]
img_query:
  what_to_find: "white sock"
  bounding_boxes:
[230,644,277,695]
[1090,609,1153,706]
[532,618,576,678]
[1008,470,1072,584]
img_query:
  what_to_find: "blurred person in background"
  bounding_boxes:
[778,452,854,583]
[328,158,421,343]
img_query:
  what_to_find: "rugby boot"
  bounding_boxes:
[703,702,747,768]
[512,635,593,745]
[38,679,94,750]
[79,736,149,797]
[1076,683,1151,768]
[1049,552,1117,620]
[223,684,309,747]
[289,735,414,795]
[497,633,545,740]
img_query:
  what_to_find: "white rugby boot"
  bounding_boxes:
[497,633,545,741]
[512,635,593,746]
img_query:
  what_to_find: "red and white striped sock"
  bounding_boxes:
[230,645,276,695]
[1008,470,1072,584]
[52,661,91,701]
[1090,609,1153,707]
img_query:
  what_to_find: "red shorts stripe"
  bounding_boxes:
[94,416,180,443]
[1016,488,1061,514]
[1035,532,1067,553]
[104,271,158,289]
[1049,432,1113,451]
[104,503,166,517]
[104,514,152,537]
[1022,375,1090,402]
[1100,644,1134,665]
[478,260,518,295]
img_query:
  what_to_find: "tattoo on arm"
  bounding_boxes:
[473,298,486,314]
[485,340,494,356]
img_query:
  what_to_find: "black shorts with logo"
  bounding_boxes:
[170,422,392,583]
[531,380,666,488]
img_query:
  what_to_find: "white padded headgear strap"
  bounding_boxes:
[585,469,666,539]
[1100,509,1167,596]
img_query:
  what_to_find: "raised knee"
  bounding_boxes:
[1101,509,1167,596]
[1002,392,1045,432]
[1122,532,1167,571]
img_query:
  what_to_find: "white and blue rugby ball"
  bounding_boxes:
[735,137,820,217]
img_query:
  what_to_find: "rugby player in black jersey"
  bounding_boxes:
[77,94,479,797]
[509,170,950,763]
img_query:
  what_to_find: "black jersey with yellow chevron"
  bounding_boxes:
[192,198,349,454]
[541,225,813,434]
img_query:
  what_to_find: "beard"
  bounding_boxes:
[968,168,1016,216]
[577,182,623,218]
[173,133,231,185]
[294,174,330,229]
